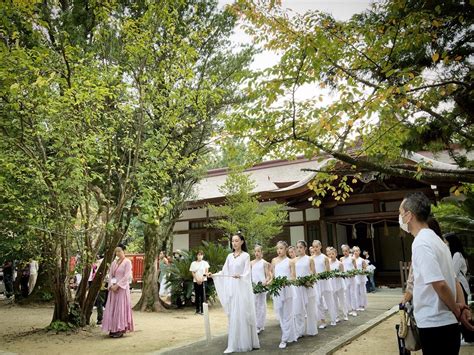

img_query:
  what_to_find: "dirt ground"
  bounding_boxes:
[0,291,231,355]
[2,292,473,355]
[335,314,474,355]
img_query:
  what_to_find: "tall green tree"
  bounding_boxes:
[227,0,473,198]
[0,0,252,324]
[209,169,288,251]
[433,186,474,236]
[122,1,254,312]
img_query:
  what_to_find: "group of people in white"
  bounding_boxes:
[211,234,372,353]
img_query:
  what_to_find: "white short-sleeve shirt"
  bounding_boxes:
[412,228,457,328]
[189,260,210,283]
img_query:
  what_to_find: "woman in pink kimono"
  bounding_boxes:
[102,244,134,338]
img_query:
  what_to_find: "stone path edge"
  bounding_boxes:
[313,305,399,355]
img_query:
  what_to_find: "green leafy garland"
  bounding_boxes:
[253,269,370,296]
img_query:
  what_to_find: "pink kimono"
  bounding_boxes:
[101,258,134,333]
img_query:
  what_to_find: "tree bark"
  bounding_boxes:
[51,240,69,323]
[133,223,166,312]
[80,229,124,325]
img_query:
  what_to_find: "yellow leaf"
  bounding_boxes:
[454,189,460,196]
[408,72,414,79]
[432,53,440,62]
[455,56,462,61]
[352,178,357,184]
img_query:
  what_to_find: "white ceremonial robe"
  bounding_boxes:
[354,257,368,309]
[294,256,318,337]
[341,256,358,312]
[273,258,297,344]
[251,259,267,331]
[313,254,336,323]
[329,260,348,318]
[214,252,260,353]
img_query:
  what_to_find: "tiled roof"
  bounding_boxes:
[190,150,472,202]
[193,157,332,201]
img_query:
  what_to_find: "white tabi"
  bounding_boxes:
[294,256,318,337]
[341,256,358,312]
[214,252,260,353]
[251,259,267,332]
[354,257,368,309]
[313,254,336,324]
[329,260,348,319]
[273,258,298,344]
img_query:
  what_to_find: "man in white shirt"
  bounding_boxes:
[399,192,473,354]
[189,250,210,315]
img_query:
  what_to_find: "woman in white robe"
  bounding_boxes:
[340,244,358,316]
[291,240,318,338]
[327,247,348,322]
[352,246,368,311]
[251,245,271,334]
[312,240,336,327]
[272,241,297,349]
[212,234,260,353]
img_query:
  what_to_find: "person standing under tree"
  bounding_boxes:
[2,260,14,299]
[399,192,474,354]
[28,259,39,295]
[210,234,260,353]
[102,244,134,338]
[189,250,209,315]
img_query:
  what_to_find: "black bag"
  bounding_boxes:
[399,302,421,352]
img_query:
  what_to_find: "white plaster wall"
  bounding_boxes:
[181,208,207,219]
[289,211,304,223]
[305,208,320,221]
[173,234,189,251]
[173,221,189,232]
[290,225,305,246]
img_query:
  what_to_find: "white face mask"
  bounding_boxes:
[399,213,409,233]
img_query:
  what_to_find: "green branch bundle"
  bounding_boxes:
[253,269,370,296]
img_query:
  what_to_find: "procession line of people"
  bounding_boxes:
[212,234,370,352]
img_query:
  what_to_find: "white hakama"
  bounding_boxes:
[341,256,358,313]
[329,260,348,319]
[313,254,336,324]
[214,252,260,353]
[273,258,297,344]
[354,257,368,309]
[251,259,267,332]
[294,256,318,337]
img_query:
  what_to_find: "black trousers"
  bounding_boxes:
[3,273,13,297]
[194,281,206,313]
[418,323,460,355]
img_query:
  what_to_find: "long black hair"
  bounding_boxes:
[232,232,248,253]
[444,232,467,259]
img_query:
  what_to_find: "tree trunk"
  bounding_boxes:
[80,230,123,325]
[133,223,166,312]
[51,241,69,323]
